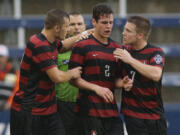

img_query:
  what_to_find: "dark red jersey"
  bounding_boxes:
[12,33,62,115]
[121,44,165,120]
[69,35,122,118]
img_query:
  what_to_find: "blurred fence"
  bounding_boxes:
[1,16,180,29]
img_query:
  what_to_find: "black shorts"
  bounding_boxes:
[72,116,124,135]
[10,108,65,135]
[124,115,167,135]
[57,100,76,135]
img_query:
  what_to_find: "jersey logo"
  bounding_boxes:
[62,59,69,65]
[154,54,162,64]
[91,130,97,135]
[92,54,98,57]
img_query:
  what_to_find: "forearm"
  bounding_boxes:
[55,70,73,83]
[71,77,114,103]
[129,58,162,81]
[116,78,124,89]
[47,67,73,83]
[61,34,81,52]
[71,78,99,92]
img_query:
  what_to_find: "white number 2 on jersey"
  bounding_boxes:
[105,65,110,77]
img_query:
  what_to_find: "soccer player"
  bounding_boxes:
[10,9,89,135]
[55,11,86,135]
[69,3,132,135]
[114,16,167,135]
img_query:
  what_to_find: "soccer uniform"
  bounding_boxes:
[69,35,124,135]
[121,44,167,135]
[56,51,79,135]
[10,33,65,135]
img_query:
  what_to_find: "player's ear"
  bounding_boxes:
[92,18,96,27]
[138,33,144,40]
[54,25,60,32]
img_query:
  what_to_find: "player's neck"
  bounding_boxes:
[132,40,147,50]
[41,28,56,43]
[93,33,108,44]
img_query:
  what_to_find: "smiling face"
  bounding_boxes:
[122,22,139,45]
[92,13,114,41]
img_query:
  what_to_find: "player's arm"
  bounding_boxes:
[46,66,82,83]
[114,48,163,82]
[116,76,133,91]
[60,29,94,53]
[70,78,114,103]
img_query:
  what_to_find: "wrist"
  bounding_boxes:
[128,57,135,65]
[92,84,100,93]
[67,70,74,80]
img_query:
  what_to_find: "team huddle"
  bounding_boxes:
[10,3,167,135]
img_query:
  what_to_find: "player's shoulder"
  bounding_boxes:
[74,34,95,47]
[148,43,164,53]
[29,33,49,48]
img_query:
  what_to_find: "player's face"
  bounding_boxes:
[67,15,86,37]
[57,17,70,40]
[93,14,113,39]
[122,22,139,45]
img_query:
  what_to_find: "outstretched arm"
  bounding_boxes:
[46,66,82,83]
[61,29,94,53]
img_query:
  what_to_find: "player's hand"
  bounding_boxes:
[68,67,82,79]
[94,86,114,103]
[79,28,94,40]
[122,76,133,91]
[113,48,133,64]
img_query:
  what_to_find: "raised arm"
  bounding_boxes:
[61,29,94,53]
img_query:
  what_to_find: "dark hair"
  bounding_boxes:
[44,9,69,29]
[92,3,113,22]
[127,16,151,40]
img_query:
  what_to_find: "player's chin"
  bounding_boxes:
[58,35,66,40]
[103,34,111,38]
[123,40,128,45]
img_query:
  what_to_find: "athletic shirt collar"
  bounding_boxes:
[131,43,150,52]
[90,34,111,47]
[38,33,57,46]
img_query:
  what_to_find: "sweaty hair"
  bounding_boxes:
[92,3,113,22]
[44,9,69,29]
[127,16,151,40]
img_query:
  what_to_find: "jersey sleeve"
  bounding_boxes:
[149,48,165,69]
[69,42,85,69]
[32,44,57,72]
[57,40,63,53]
